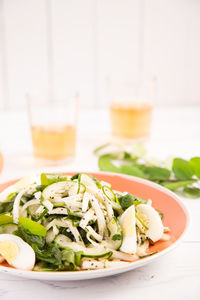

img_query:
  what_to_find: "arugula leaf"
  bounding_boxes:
[141,166,171,180]
[35,185,46,192]
[183,187,200,198]
[0,201,14,214]
[33,243,63,266]
[99,155,170,180]
[120,164,147,178]
[172,158,194,180]
[117,193,135,210]
[117,193,147,210]
[99,155,147,178]
[161,179,196,191]
[61,249,83,270]
[17,226,46,248]
[112,234,122,241]
[71,173,80,180]
[96,144,200,199]
[62,249,75,264]
[123,152,132,159]
[189,157,200,178]
[17,225,67,268]
[98,154,121,173]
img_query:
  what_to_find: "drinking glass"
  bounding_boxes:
[27,90,79,163]
[108,75,156,140]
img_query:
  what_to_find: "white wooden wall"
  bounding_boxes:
[0,0,199,110]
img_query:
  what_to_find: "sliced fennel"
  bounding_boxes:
[0,172,166,272]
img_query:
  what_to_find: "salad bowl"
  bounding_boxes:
[0,172,188,280]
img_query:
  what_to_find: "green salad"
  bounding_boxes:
[0,173,167,271]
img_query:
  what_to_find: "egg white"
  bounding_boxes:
[119,205,137,254]
[0,234,35,270]
[136,204,164,242]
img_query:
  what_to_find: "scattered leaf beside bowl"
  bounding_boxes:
[94,143,200,199]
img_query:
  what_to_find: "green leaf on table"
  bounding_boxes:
[161,179,196,191]
[141,166,171,181]
[183,187,200,198]
[98,154,121,173]
[99,155,171,180]
[119,164,147,178]
[172,158,194,180]
[99,155,147,178]
[189,157,200,178]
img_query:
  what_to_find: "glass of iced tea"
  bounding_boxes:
[27,90,78,163]
[108,75,156,140]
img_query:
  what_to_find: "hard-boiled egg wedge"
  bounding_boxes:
[136,204,164,242]
[119,205,137,254]
[0,174,40,202]
[0,234,35,270]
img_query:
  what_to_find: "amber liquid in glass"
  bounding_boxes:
[31,125,76,161]
[110,102,153,139]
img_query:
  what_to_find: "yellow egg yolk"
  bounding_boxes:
[0,241,19,264]
[122,208,135,236]
[136,212,149,229]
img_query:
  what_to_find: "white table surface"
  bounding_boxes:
[0,106,200,300]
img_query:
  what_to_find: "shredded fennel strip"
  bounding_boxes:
[64,220,83,244]
[45,218,83,245]
[86,232,99,247]
[42,200,53,212]
[86,225,103,242]
[35,205,45,215]
[34,191,41,200]
[101,191,114,220]
[136,240,149,256]
[52,225,59,235]
[90,195,106,236]
[82,192,90,212]
[46,228,56,244]
[79,208,96,229]
[49,207,68,215]
[13,187,29,223]
[111,250,138,262]
[21,199,40,211]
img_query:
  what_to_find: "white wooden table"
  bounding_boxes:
[0,106,199,300]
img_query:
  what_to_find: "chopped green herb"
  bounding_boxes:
[112,234,122,241]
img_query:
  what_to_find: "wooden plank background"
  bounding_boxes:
[0,0,199,109]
